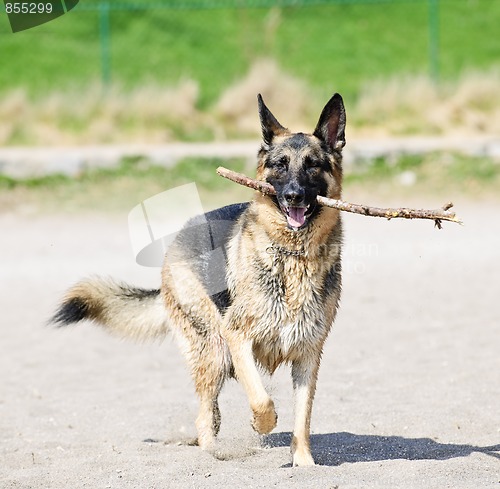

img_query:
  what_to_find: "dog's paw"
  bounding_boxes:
[196,417,216,451]
[251,399,277,434]
[196,433,216,451]
[292,449,315,467]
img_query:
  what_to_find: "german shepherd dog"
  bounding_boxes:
[52,93,345,466]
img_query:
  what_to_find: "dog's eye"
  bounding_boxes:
[305,156,321,170]
[274,157,289,172]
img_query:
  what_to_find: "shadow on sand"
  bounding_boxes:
[263,432,500,467]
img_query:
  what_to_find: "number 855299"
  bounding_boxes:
[5,3,54,14]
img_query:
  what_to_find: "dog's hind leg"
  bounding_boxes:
[290,354,321,467]
[162,263,231,449]
[162,292,229,450]
[190,338,229,450]
[194,375,223,449]
[173,324,229,450]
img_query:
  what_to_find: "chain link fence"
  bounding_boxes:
[1,0,468,100]
[1,0,498,146]
[71,0,441,88]
[1,0,497,102]
[81,0,441,88]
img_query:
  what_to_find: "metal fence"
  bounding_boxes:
[77,0,441,86]
[10,0,497,106]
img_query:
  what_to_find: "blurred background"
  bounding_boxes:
[0,0,499,210]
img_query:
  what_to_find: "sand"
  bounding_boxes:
[1,203,499,488]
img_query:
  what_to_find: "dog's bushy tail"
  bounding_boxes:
[51,277,170,341]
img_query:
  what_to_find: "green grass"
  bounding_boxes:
[1,153,498,214]
[1,0,500,106]
[344,152,500,197]
[0,156,250,193]
[0,157,253,213]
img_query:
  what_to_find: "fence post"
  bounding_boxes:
[99,1,111,89]
[428,0,440,82]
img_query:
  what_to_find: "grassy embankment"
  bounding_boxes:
[0,1,499,144]
[1,153,498,214]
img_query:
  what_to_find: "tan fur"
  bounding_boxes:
[220,194,341,466]
[61,278,170,341]
[53,94,346,467]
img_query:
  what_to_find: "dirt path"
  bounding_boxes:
[0,204,499,488]
[1,136,499,178]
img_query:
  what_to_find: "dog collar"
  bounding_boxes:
[266,244,305,257]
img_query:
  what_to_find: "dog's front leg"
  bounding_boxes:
[290,355,321,466]
[224,330,277,434]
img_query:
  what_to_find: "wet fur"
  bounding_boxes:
[52,93,346,467]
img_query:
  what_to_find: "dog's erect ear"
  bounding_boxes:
[258,94,287,146]
[313,93,346,151]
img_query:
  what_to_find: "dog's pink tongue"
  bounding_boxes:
[287,207,306,228]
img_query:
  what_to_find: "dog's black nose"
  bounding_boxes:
[284,186,305,205]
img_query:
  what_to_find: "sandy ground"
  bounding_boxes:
[1,202,499,488]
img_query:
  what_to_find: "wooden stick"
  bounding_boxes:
[216,166,463,227]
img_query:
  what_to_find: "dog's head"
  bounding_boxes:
[256,93,346,231]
